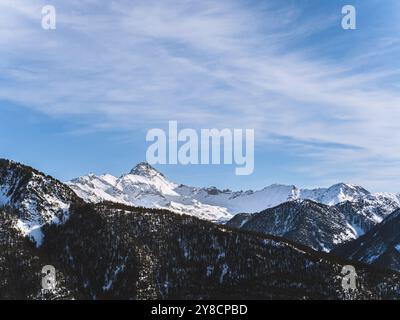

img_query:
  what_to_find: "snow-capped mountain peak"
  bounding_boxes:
[300,182,371,206]
[67,163,400,230]
[69,164,234,222]
[129,162,163,178]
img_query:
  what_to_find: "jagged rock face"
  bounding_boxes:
[227,200,357,252]
[333,209,400,272]
[0,159,80,245]
[41,202,400,300]
[129,161,166,178]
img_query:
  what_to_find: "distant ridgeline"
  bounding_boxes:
[1,158,400,299]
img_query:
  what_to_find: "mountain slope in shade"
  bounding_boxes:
[335,193,400,236]
[333,209,400,272]
[227,200,356,252]
[0,207,72,299]
[0,159,80,245]
[228,195,400,252]
[41,201,400,299]
[68,163,400,224]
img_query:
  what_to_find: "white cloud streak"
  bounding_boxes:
[0,0,399,191]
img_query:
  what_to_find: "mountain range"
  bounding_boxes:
[67,162,400,251]
[68,162,400,224]
[1,158,400,299]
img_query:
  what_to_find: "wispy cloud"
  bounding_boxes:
[0,0,399,191]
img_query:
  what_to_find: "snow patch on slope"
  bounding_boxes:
[0,187,10,205]
[0,162,76,246]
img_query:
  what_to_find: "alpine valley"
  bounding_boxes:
[1,158,400,299]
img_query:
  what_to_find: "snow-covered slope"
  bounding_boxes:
[68,162,400,225]
[228,192,400,251]
[68,163,232,222]
[333,209,400,272]
[69,163,307,222]
[0,159,80,245]
[227,199,357,252]
[335,193,400,237]
[300,183,370,206]
[226,185,400,252]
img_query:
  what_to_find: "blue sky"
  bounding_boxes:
[0,0,399,192]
